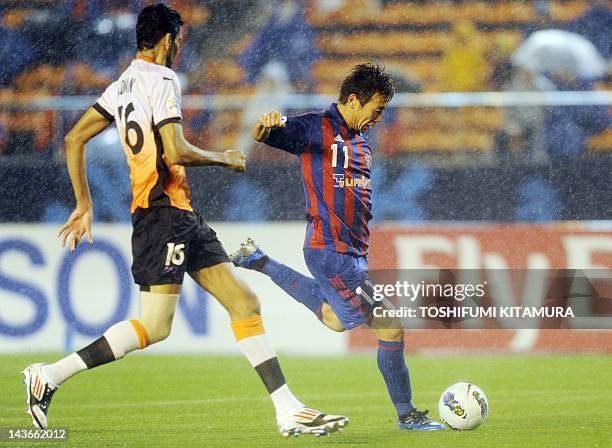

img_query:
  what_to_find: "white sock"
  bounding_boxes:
[42,353,87,387]
[103,320,141,359]
[42,320,143,387]
[237,334,304,416]
[238,333,277,366]
[270,384,305,417]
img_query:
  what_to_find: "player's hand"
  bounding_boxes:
[224,149,246,172]
[252,111,286,142]
[58,206,93,252]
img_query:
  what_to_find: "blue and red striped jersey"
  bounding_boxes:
[264,103,373,256]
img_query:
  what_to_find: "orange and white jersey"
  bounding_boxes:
[94,57,192,213]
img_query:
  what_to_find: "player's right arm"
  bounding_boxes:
[252,110,310,155]
[252,111,286,141]
[58,107,112,252]
[159,122,245,171]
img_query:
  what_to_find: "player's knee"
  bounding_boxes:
[146,323,172,344]
[140,317,173,345]
[376,327,404,343]
[139,292,178,345]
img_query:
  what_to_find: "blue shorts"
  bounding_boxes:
[304,248,373,330]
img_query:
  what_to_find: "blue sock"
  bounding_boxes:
[261,257,325,316]
[377,340,414,417]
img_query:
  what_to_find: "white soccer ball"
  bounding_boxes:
[438,382,489,430]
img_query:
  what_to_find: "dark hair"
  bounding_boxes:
[339,62,395,105]
[137,3,183,51]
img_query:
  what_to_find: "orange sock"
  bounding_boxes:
[129,319,150,349]
[231,315,265,342]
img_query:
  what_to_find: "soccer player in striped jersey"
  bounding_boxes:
[231,62,445,431]
[21,3,347,438]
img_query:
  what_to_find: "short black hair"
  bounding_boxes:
[339,62,395,106]
[136,3,183,51]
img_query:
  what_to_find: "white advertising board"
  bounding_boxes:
[0,223,347,355]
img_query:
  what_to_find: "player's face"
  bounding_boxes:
[354,93,388,133]
[165,33,181,68]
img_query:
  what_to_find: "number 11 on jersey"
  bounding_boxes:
[331,144,349,169]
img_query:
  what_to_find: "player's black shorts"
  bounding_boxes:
[131,206,230,289]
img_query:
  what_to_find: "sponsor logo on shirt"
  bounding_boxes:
[166,97,179,114]
[333,174,371,189]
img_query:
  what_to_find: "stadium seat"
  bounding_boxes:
[460,108,505,130]
[397,108,503,131]
[317,32,453,56]
[197,59,253,94]
[307,1,548,27]
[228,34,253,56]
[312,59,360,84]
[378,3,453,26]
[306,0,381,27]
[587,129,612,152]
[458,2,538,24]
[203,59,245,86]
[548,1,590,22]
[207,110,242,150]
[314,26,520,90]
[395,129,493,152]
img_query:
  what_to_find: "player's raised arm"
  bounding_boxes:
[252,110,310,155]
[58,106,112,251]
[252,110,286,141]
[158,121,245,171]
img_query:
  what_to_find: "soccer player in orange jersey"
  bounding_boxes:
[22,3,347,438]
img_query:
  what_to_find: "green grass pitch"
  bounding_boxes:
[1,353,610,447]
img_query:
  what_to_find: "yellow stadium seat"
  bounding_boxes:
[396,130,493,152]
[459,2,538,24]
[379,3,453,26]
[317,32,452,55]
[306,0,381,26]
[549,1,590,22]
[587,129,612,151]
[460,108,505,130]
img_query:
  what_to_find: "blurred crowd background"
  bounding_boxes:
[0,0,610,223]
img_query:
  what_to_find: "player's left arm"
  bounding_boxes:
[58,107,111,252]
[152,74,245,171]
[159,122,245,171]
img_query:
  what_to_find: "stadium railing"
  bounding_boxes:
[3,90,610,110]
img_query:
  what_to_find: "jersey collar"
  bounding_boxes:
[328,103,357,135]
[132,56,177,79]
[135,54,156,64]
